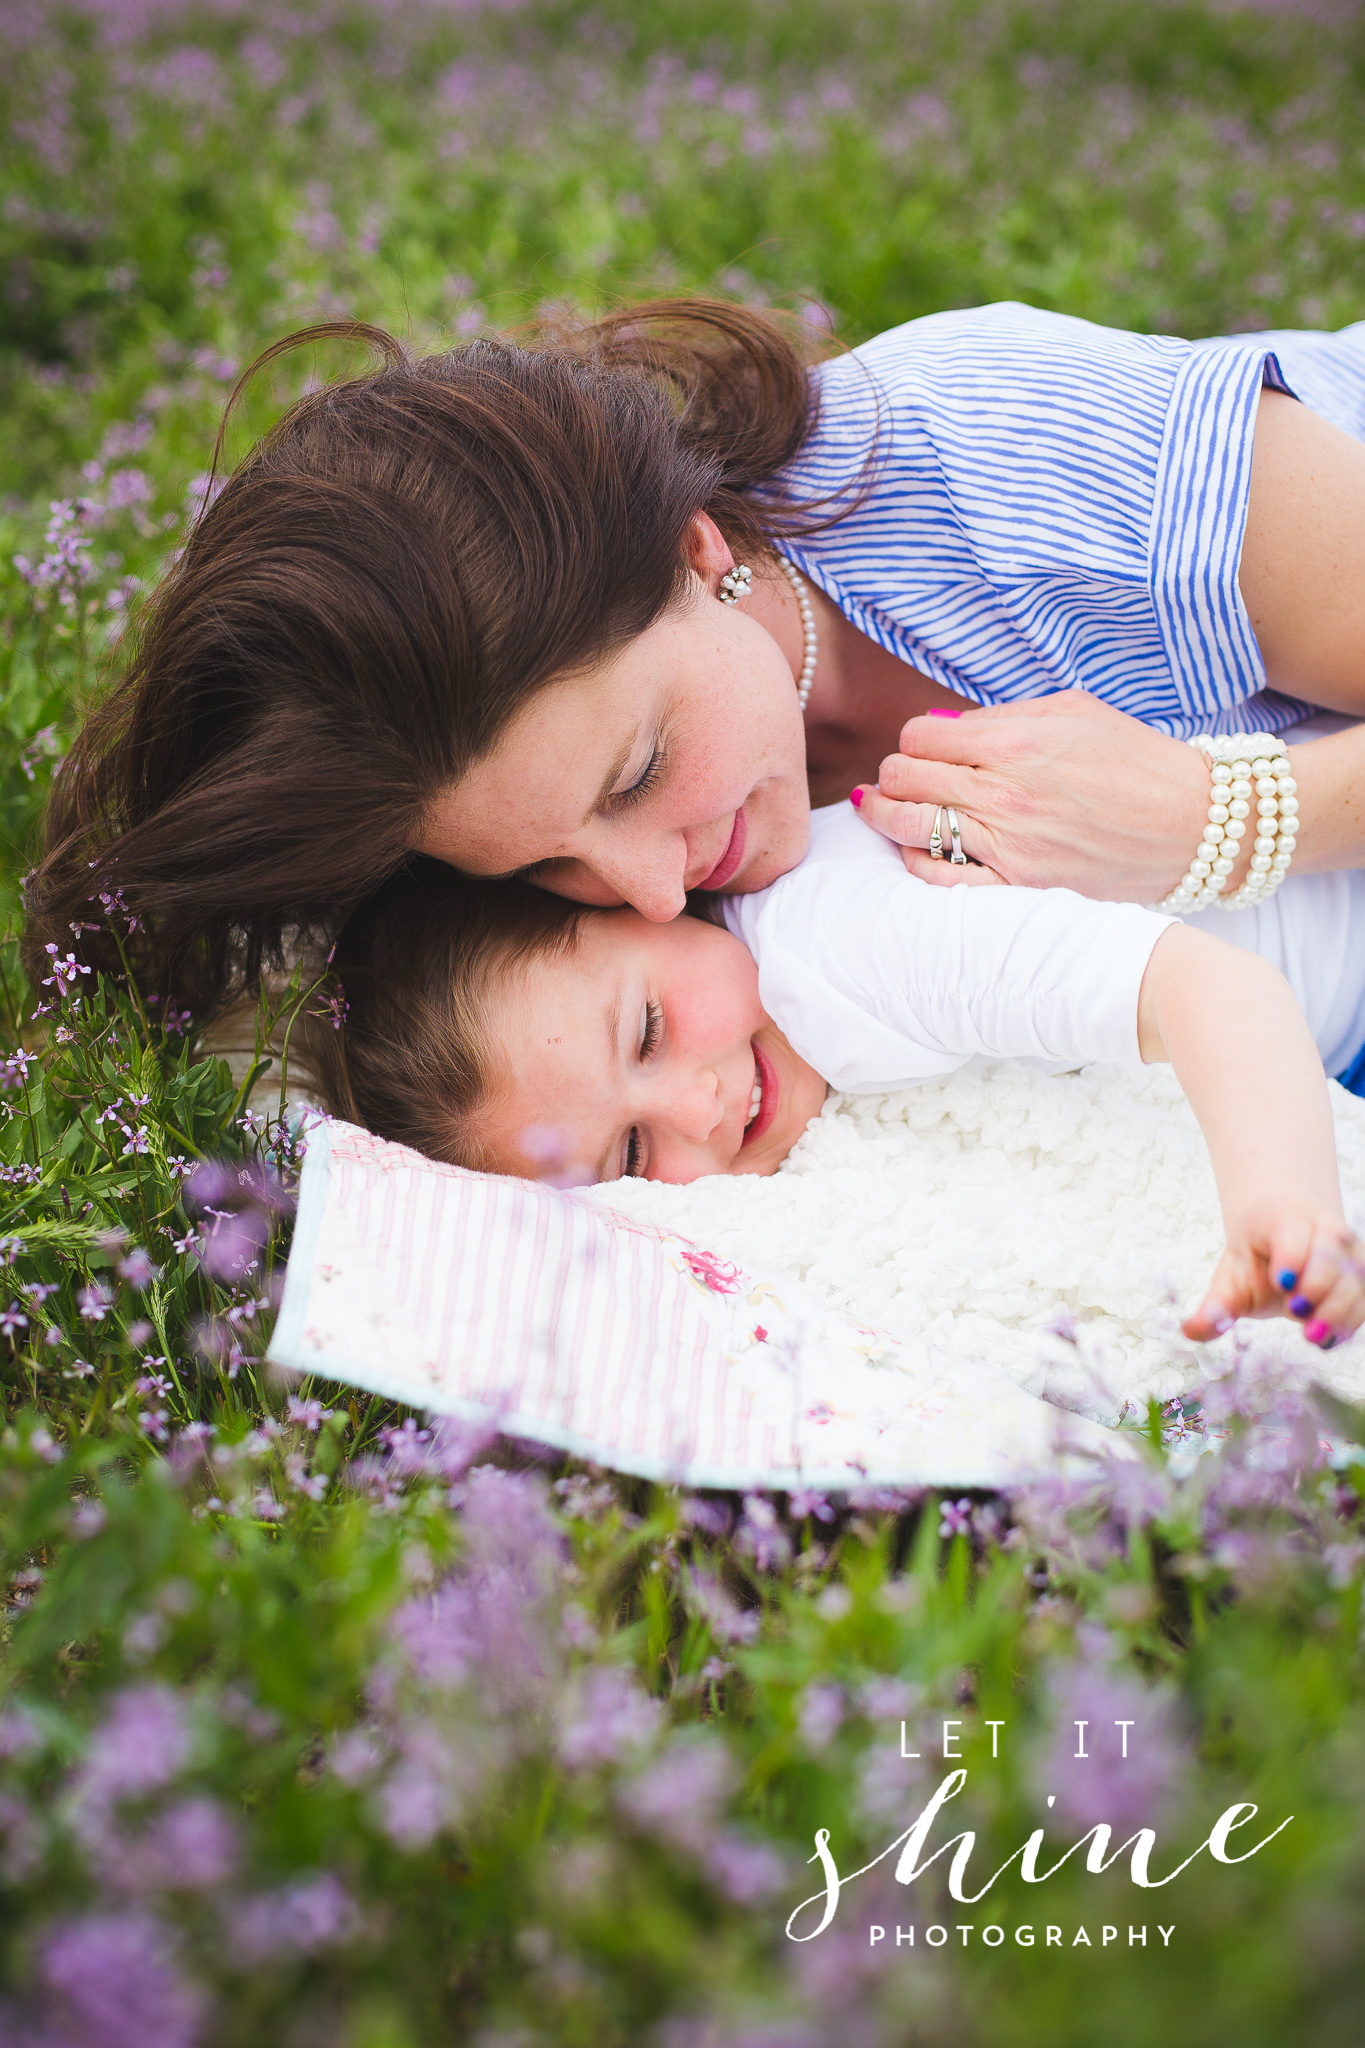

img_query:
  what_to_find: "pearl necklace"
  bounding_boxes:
[718,554,818,711]
[775,554,818,712]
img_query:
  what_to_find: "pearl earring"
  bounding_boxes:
[718,563,753,603]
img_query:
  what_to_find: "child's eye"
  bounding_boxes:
[639,999,663,1061]
[611,741,665,810]
[624,1127,644,1178]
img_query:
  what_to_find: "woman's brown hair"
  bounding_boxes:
[25,298,854,1013]
[308,857,588,1171]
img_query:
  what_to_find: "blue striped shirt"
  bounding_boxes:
[778,302,1365,738]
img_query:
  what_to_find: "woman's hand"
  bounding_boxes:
[1183,1199,1365,1349]
[851,690,1213,901]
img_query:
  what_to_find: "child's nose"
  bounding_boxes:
[663,1066,724,1144]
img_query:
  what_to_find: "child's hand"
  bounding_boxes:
[1183,1198,1365,1349]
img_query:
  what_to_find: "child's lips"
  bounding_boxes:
[697,809,747,892]
[740,1042,779,1147]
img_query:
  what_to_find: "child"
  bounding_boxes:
[320,805,1365,1351]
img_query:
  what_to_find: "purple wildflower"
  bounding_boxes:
[229,1872,361,1963]
[310,983,348,1030]
[77,1281,114,1324]
[286,1396,331,1431]
[736,1493,791,1572]
[0,1302,29,1340]
[938,1496,973,1539]
[796,1682,845,1753]
[118,1236,158,1286]
[71,1686,192,1828]
[704,1831,787,1903]
[284,1453,326,1501]
[0,1708,42,1760]
[377,1718,496,1849]
[1210,1527,1306,1594]
[40,944,91,996]
[787,1488,836,1523]
[855,1739,932,1825]
[1039,1640,1190,1838]
[40,1909,205,2048]
[678,1494,733,1538]
[683,1568,760,1646]
[558,1666,662,1770]
[198,1210,269,1285]
[99,1797,239,1895]
[616,1731,735,1854]
[857,1676,922,1722]
[328,1727,384,1787]
[386,1467,565,1719]
[552,1472,619,1523]
[0,1789,43,1884]
[846,1485,919,1514]
[184,1157,294,1219]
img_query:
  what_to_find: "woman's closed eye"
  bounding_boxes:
[607,740,666,812]
[623,998,664,1178]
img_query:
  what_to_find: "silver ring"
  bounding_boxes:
[946,806,967,865]
[928,805,945,860]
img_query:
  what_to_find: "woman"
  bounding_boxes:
[26,297,1365,1014]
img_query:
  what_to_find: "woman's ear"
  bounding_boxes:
[684,508,735,592]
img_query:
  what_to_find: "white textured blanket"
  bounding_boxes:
[586,1061,1365,1426]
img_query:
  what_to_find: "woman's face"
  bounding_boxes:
[416,516,812,919]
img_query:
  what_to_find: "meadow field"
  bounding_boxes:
[4,3,1365,2043]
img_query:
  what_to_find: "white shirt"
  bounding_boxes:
[720,805,1175,1092]
[721,804,1365,1092]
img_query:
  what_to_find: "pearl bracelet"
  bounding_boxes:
[1155,733,1298,915]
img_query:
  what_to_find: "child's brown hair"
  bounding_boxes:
[312,857,587,1169]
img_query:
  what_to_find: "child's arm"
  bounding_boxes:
[1138,924,1365,1347]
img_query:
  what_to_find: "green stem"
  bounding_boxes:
[276,969,331,1124]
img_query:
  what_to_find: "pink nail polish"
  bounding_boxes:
[1212,1313,1233,1335]
[1305,1318,1329,1344]
[929,708,962,719]
[849,787,863,809]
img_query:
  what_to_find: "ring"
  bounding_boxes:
[946,806,968,865]
[928,806,945,860]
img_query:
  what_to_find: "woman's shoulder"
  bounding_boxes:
[791,305,1199,499]
[814,301,1191,416]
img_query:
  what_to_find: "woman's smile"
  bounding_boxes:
[697,809,747,892]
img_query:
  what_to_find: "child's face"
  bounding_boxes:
[482,910,828,1185]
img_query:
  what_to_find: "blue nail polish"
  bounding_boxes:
[1289,1294,1313,1318]
[1277,1269,1297,1290]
